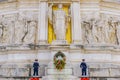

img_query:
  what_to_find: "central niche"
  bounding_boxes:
[48,3,72,44]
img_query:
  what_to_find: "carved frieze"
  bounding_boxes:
[82,13,120,45]
[0,11,38,45]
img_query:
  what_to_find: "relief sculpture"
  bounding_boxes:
[15,12,38,44]
[106,17,118,44]
[0,12,38,45]
[0,23,4,38]
[82,18,105,44]
[14,19,25,44]
[0,14,16,44]
[82,14,120,45]
[82,20,93,44]
[21,20,37,44]
[116,21,120,45]
[1,11,120,46]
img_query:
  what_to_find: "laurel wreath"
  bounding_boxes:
[54,51,66,71]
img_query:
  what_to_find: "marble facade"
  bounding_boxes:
[0,0,120,79]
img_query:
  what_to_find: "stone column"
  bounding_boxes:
[71,2,82,44]
[38,1,48,44]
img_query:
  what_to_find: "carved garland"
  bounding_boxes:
[54,51,66,71]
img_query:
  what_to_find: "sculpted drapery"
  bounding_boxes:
[48,4,71,43]
[82,14,120,45]
[52,4,67,40]
[0,12,38,44]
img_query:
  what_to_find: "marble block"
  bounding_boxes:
[46,68,73,75]
[52,40,68,45]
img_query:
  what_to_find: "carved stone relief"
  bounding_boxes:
[0,11,38,45]
[81,14,120,45]
[0,14,17,44]
[105,17,118,44]
[15,11,38,44]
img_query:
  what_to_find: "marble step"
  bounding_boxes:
[1,76,120,80]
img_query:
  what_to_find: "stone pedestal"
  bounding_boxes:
[42,75,79,80]
[43,45,79,80]
[52,40,68,45]
[43,65,79,80]
[45,68,73,75]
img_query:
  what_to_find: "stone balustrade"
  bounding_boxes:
[0,66,120,80]
[0,64,120,77]
[0,65,46,77]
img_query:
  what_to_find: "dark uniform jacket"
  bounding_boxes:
[80,62,87,70]
[33,62,39,70]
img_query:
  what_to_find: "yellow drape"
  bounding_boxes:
[48,5,72,44]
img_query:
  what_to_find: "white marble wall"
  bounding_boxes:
[0,0,120,78]
[1,1,120,45]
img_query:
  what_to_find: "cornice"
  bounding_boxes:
[80,0,101,3]
[0,0,120,15]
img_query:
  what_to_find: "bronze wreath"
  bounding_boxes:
[54,51,66,71]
